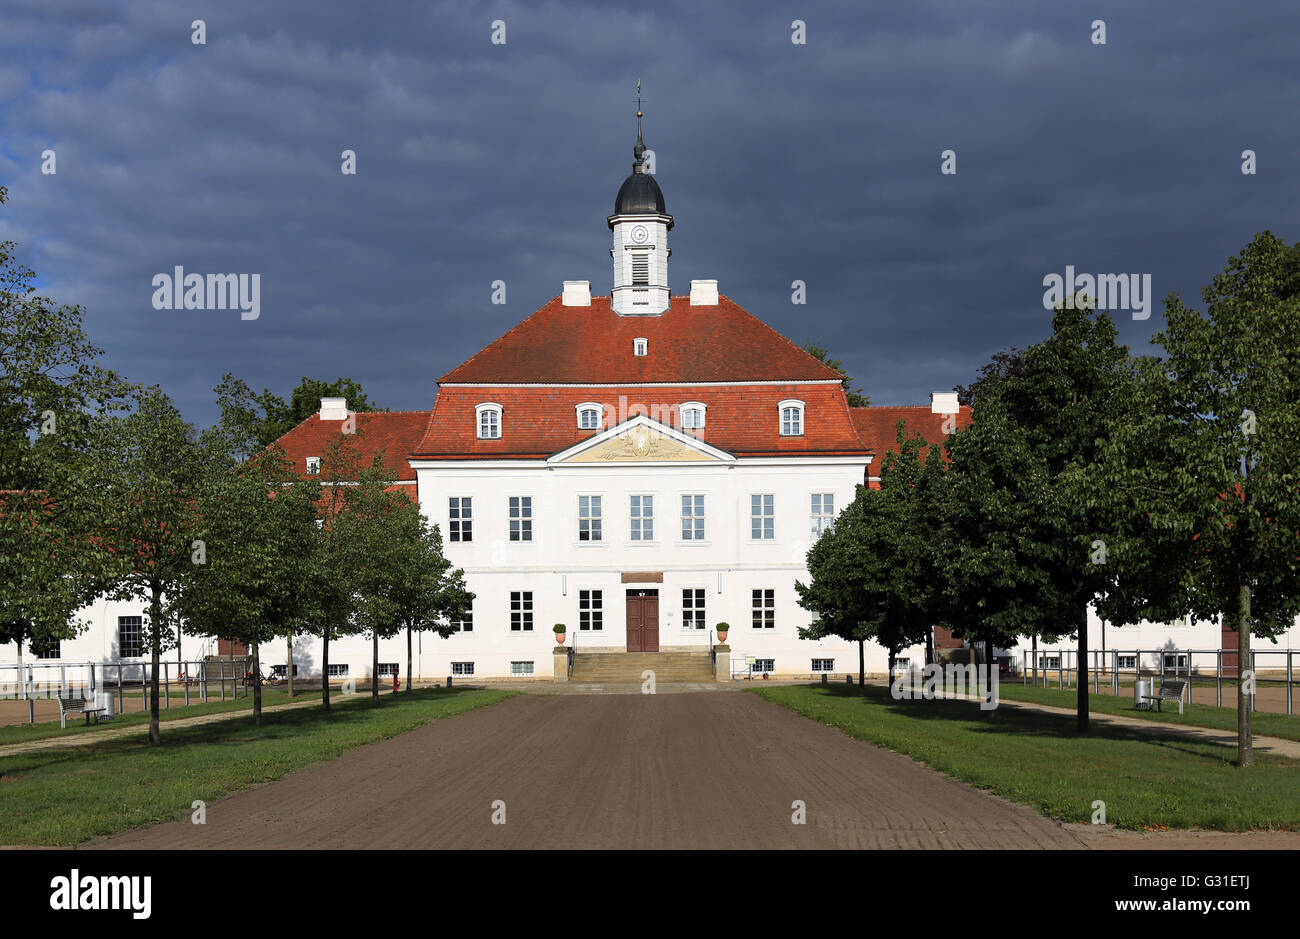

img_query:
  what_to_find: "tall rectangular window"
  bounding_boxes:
[811,493,835,539]
[682,589,706,630]
[510,591,534,631]
[630,495,654,541]
[118,616,143,658]
[479,409,500,439]
[751,589,775,629]
[33,637,61,660]
[454,610,473,633]
[509,496,532,542]
[751,494,775,540]
[681,494,705,541]
[579,589,603,631]
[578,495,602,541]
[449,497,472,542]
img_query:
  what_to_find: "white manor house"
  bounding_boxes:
[5,121,1296,687]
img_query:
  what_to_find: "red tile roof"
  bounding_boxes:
[273,411,430,482]
[413,384,869,459]
[438,294,847,385]
[849,405,972,484]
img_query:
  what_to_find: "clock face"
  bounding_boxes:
[630,224,649,244]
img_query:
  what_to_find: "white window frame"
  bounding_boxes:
[778,399,805,436]
[680,493,706,542]
[633,337,648,356]
[475,402,503,439]
[328,663,349,677]
[811,658,835,673]
[510,591,534,632]
[578,494,603,543]
[117,616,143,658]
[575,402,604,430]
[448,496,473,542]
[751,589,775,629]
[750,493,775,541]
[510,661,535,677]
[629,494,654,542]
[679,401,706,431]
[305,456,321,475]
[509,495,533,542]
[451,662,475,676]
[810,493,835,539]
[682,588,706,631]
[579,589,603,631]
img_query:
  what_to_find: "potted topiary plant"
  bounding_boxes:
[715,622,730,644]
[553,623,567,645]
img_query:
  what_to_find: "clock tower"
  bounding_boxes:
[609,82,673,315]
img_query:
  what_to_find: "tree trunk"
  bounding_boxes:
[984,637,994,688]
[1032,633,1038,686]
[406,625,413,692]
[371,631,380,702]
[1238,581,1253,767]
[286,632,294,698]
[322,623,331,711]
[252,639,262,725]
[1076,603,1089,733]
[887,649,896,685]
[858,640,865,690]
[925,626,935,667]
[177,624,184,683]
[149,584,162,746]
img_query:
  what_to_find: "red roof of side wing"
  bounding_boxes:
[272,411,430,483]
[849,405,972,482]
[438,294,847,385]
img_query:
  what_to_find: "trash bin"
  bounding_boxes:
[1133,678,1152,710]
[98,690,116,720]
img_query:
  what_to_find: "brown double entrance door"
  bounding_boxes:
[626,589,660,652]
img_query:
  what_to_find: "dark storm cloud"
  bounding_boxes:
[1,0,1297,424]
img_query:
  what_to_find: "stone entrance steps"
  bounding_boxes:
[570,651,714,683]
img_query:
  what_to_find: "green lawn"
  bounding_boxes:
[754,683,1300,832]
[0,686,513,846]
[0,687,318,746]
[992,681,1300,742]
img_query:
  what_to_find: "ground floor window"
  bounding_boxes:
[811,658,834,672]
[328,663,349,677]
[117,616,143,658]
[452,662,475,676]
[271,664,300,678]
[751,658,775,673]
[682,588,705,630]
[1163,653,1188,671]
[579,589,603,630]
[33,637,61,659]
[511,661,534,676]
[378,663,399,677]
[510,591,533,631]
[751,589,775,629]
[1116,655,1136,669]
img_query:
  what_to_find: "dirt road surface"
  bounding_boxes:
[94,691,1084,849]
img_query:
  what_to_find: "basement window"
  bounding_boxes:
[452,662,475,676]
[811,658,835,673]
[510,661,535,676]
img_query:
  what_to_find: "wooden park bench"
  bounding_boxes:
[58,695,107,729]
[1140,679,1188,715]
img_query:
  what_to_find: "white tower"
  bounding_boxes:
[608,82,673,315]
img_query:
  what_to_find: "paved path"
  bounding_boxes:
[92,691,1086,849]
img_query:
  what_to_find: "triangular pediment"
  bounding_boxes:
[550,415,734,465]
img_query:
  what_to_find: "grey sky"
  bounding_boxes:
[2,0,1297,426]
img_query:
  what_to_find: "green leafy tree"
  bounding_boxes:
[91,387,210,746]
[0,185,131,666]
[210,373,385,452]
[802,342,870,407]
[1100,232,1300,766]
[178,446,320,723]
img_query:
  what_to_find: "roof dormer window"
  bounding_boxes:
[305,456,321,475]
[576,402,603,430]
[779,400,805,436]
[476,403,502,439]
[680,402,706,431]
[634,338,648,356]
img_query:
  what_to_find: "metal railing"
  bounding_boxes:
[1013,647,1295,715]
[0,658,255,725]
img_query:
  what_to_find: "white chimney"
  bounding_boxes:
[689,279,718,306]
[319,397,348,421]
[562,281,591,306]
[930,391,960,415]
